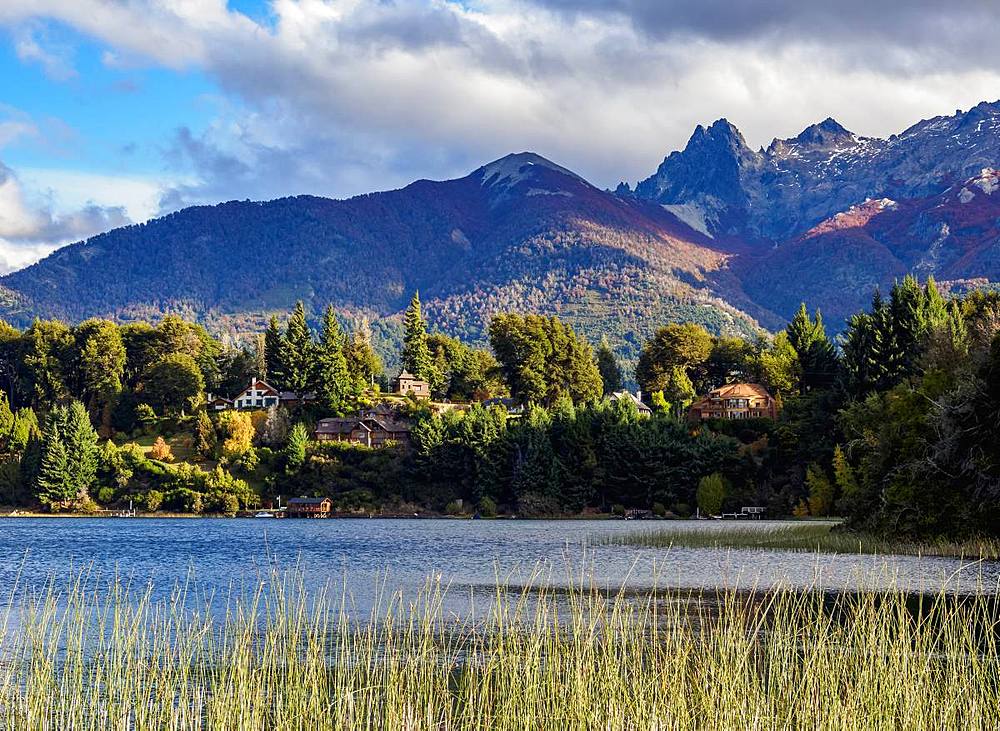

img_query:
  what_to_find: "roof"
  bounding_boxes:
[397,370,415,380]
[315,416,411,435]
[703,383,773,400]
[236,377,279,397]
[287,497,330,506]
[610,391,652,411]
[279,391,317,401]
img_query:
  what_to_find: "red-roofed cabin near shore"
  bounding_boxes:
[286,497,332,518]
[688,383,779,421]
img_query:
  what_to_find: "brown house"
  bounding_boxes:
[688,383,779,421]
[314,410,412,448]
[287,497,332,518]
[395,370,431,399]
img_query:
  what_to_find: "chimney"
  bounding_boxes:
[636,389,642,403]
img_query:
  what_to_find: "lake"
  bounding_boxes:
[1,518,996,617]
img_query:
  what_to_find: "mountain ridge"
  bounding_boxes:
[5,101,1000,352]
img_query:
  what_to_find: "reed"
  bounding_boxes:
[0,567,997,729]
[604,521,1000,559]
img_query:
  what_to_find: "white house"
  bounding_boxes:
[232,377,281,410]
[610,390,653,417]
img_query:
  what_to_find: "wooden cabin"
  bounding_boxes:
[286,497,332,518]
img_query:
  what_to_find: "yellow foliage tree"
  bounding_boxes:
[218,411,255,461]
[149,436,174,462]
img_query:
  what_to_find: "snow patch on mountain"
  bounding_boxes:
[661,202,714,238]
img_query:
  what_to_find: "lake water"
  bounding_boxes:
[1,518,997,618]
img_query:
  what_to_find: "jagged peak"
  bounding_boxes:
[688,118,749,149]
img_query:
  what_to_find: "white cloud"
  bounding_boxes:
[2,0,1000,212]
[0,161,132,274]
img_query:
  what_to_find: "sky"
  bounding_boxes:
[1,0,1000,273]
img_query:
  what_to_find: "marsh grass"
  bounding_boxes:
[0,566,998,729]
[604,521,1000,560]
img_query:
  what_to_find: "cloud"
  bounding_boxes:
[0,161,131,273]
[11,22,78,81]
[4,0,1000,214]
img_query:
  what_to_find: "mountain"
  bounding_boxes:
[5,101,1000,349]
[0,153,759,361]
[634,100,1000,243]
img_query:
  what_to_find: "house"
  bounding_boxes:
[286,497,332,518]
[206,394,233,412]
[314,410,412,448]
[278,390,317,408]
[482,397,526,417]
[395,370,431,399]
[688,383,779,421]
[232,377,280,410]
[610,390,653,417]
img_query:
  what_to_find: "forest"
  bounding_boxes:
[0,278,996,539]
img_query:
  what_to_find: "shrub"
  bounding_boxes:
[445,500,464,516]
[477,496,497,517]
[696,473,727,516]
[141,489,164,512]
[611,504,626,517]
[652,502,667,517]
[96,487,115,505]
[150,437,174,462]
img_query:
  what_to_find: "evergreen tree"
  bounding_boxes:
[263,315,285,386]
[316,306,350,412]
[195,411,217,460]
[595,337,624,395]
[280,302,317,399]
[284,422,309,474]
[63,401,98,500]
[35,413,72,508]
[785,304,839,393]
[402,292,433,380]
[0,391,14,451]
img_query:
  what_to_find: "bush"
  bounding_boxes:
[445,500,465,516]
[141,489,164,512]
[149,437,174,462]
[611,503,626,517]
[652,502,667,517]
[477,496,497,517]
[674,502,692,518]
[205,492,239,516]
[696,473,727,516]
[96,487,116,505]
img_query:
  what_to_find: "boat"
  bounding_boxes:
[254,511,275,518]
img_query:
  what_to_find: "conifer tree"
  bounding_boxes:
[263,315,285,386]
[195,410,217,460]
[402,292,432,380]
[35,414,72,508]
[280,302,317,399]
[344,320,383,394]
[595,337,624,395]
[785,303,839,393]
[284,422,309,474]
[63,401,98,499]
[316,305,350,412]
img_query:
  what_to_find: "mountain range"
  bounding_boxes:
[5,100,1000,359]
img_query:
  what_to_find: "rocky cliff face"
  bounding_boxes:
[633,100,1000,243]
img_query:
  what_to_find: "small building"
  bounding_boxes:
[314,414,412,448]
[688,383,779,421]
[287,497,332,518]
[232,377,280,410]
[482,397,526,417]
[206,394,233,412]
[610,390,653,417]
[279,390,318,408]
[395,370,431,399]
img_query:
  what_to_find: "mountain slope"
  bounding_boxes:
[0,153,761,359]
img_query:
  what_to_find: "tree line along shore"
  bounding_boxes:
[0,276,996,539]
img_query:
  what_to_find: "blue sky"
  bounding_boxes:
[1,0,1000,273]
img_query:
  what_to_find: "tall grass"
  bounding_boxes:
[604,521,1000,559]
[0,567,997,729]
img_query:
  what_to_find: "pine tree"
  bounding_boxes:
[316,305,351,412]
[785,303,839,393]
[63,401,98,500]
[0,390,14,452]
[595,337,624,395]
[345,320,383,394]
[263,315,285,386]
[195,411,217,460]
[35,414,72,508]
[402,292,432,380]
[280,302,317,399]
[284,422,309,474]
